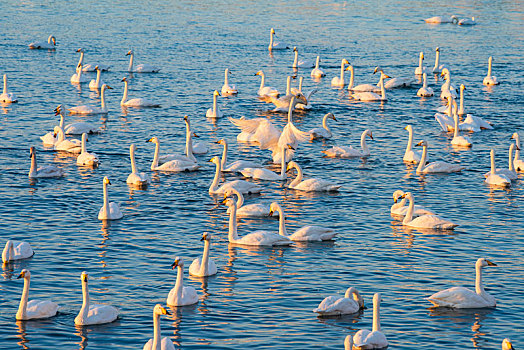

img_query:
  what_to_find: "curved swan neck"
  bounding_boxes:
[121,80,128,105]
[276,204,287,237]
[268,31,274,51]
[289,162,303,188]
[95,69,101,85]
[79,279,90,321]
[405,127,414,154]
[360,132,369,154]
[487,57,492,77]
[322,114,331,134]
[3,74,7,94]
[57,127,65,143]
[459,86,465,115]
[77,52,84,73]
[220,141,228,169]
[490,149,496,174]
[372,296,381,332]
[100,85,107,111]
[151,141,160,169]
[259,72,265,90]
[81,133,87,154]
[380,75,386,100]
[103,180,109,215]
[228,201,239,241]
[152,311,161,349]
[209,160,222,193]
[233,189,244,208]
[475,262,485,295]
[200,240,210,275]
[128,52,134,72]
[508,145,515,171]
[130,145,138,174]
[59,114,65,129]
[416,145,427,173]
[17,275,30,320]
[403,193,415,224]
[347,66,354,90]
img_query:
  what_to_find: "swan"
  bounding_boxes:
[292,47,315,69]
[16,270,59,320]
[89,66,106,89]
[353,293,388,349]
[206,90,223,118]
[221,68,238,95]
[458,17,476,25]
[28,147,64,178]
[352,72,389,101]
[484,149,511,187]
[451,105,472,147]
[75,48,110,72]
[484,144,517,180]
[286,161,341,191]
[291,76,317,110]
[390,190,435,218]
[255,71,279,98]
[76,133,100,166]
[127,144,150,188]
[98,176,123,220]
[375,66,415,89]
[483,56,499,85]
[311,56,326,78]
[1,74,18,103]
[126,50,160,73]
[121,77,160,107]
[435,96,490,133]
[41,106,65,145]
[269,90,308,112]
[217,139,263,173]
[268,28,289,51]
[70,63,89,84]
[269,202,336,241]
[48,105,99,135]
[309,113,337,140]
[2,240,34,263]
[147,133,197,167]
[399,192,458,229]
[403,125,422,163]
[432,47,448,74]
[224,188,276,218]
[313,287,364,316]
[189,232,218,277]
[414,52,426,75]
[457,84,467,115]
[224,197,292,246]
[229,116,281,144]
[241,144,293,180]
[28,35,56,49]
[427,258,497,308]
[143,305,175,350]
[74,271,119,325]
[349,66,381,92]
[345,335,354,350]
[167,257,199,306]
[53,126,82,153]
[331,59,350,87]
[415,140,465,173]
[191,133,208,154]
[512,132,524,171]
[425,15,458,23]
[323,129,373,158]
[417,73,434,97]
[502,339,515,350]
[209,156,261,194]
[68,84,112,114]
[182,115,207,155]
[440,68,458,99]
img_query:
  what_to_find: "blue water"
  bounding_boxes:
[1,0,523,348]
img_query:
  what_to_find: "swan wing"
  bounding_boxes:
[161,337,176,350]
[353,329,372,348]
[434,113,454,132]
[423,161,464,173]
[36,165,64,178]
[238,231,291,246]
[291,225,336,241]
[352,91,381,101]
[314,296,358,315]
[228,116,264,134]
[278,122,310,150]
[26,300,59,319]
[407,214,457,229]
[241,168,281,181]
[366,331,389,349]
[217,180,262,194]
[237,203,272,217]
[224,160,264,173]
[292,178,340,192]
[322,145,360,158]
[65,122,98,135]
[427,287,494,308]
[87,304,119,324]
[254,120,281,150]
[181,286,199,305]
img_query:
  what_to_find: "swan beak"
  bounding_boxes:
[332,115,338,122]
[268,210,274,217]
[384,75,391,79]
[164,308,171,315]
[394,197,398,203]
[516,145,521,151]
[193,132,199,138]
[107,179,112,185]
[486,259,497,266]
[17,272,24,279]
[146,138,153,143]
[287,145,296,150]
[121,78,126,82]
[415,141,424,147]
[221,198,228,204]
[215,140,222,144]
[171,260,179,269]
[208,159,214,163]
[53,132,57,137]
[106,85,113,90]
[200,236,205,241]
[368,133,374,140]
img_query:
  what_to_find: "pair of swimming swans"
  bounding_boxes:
[1,74,18,103]
[484,144,518,180]
[68,84,112,114]
[391,190,435,218]
[75,271,119,325]
[121,77,160,107]
[47,105,98,137]
[435,95,493,133]
[29,146,64,178]
[269,89,308,112]
[399,192,458,229]
[167,257,199,306]
[323,129,373,158]
[76,133,100,166]
[287,161,341,191]
[3,240,34,263]
[28,35,56,49]
[98,176,123,220]
[216,139,263,172]
[53,127,82,153]
[375,66,415,89]
[313,287,364,316]
[484,149,512,187]
[352,71,390,102]
[126,50,160,73]
[209,156,261,194]
[127,144,150,188]
[416,140,465,173]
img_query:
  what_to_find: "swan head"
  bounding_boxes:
[225,68,231,75]
[17,269,30,279]
[76,48,84,53]
[268,202,281,216]
[222,197,236,207]
[404,125,413,132]
[255,70,263,76]
[153,304,171,316]
[29,146,36,158]
[477,258,497,268]
[440,68,450,78]
[171,257,183,269]
[130,143,136,153]
[286,160,298,172]
[293,46,297,52]
[502,338,514,350]
[126,50,133,56]
[270,28,275,34]
[511,132,519,141]
[293,93,308,105]
[416,140,428,148]
[81,271,88,283]
[101,84,113,90]
[208,156,220,164]
[342,59,349,65]
[54,105,63,115]
[364,129,373,140]
[460,84,466,91]
[49,36,56,45]
[435,47,440,52]
[216,139,226,146]
[419,52,424,60]
[345,64,354,72]
[95,65,99,71]
[373,66,383,74]
[213,90,221,96]
[146,137,159,144]
[201,232,211,241]
[392,190,405,203]
[326,112,337,122]
[399,192,413,201]
[103,176,111,186]
[121,77,128,82]
[451,15,459,23]
[52,126,62,137]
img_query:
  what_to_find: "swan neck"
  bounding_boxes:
[209,160,221,193]
[201,240,210,275]
[422,74,427,88]
[347,67,354,90]
[100,85,107,111]
[299,77,303,91]
[380,76,386,99]
[508,146,514,171]
[475,263,485,295]
[185,122,196,162]
[372,297,381,332]
[418,54,423,70]
[403,194,414,224]
[459,87,464,115]
[29,152,37,177]
[224,70,229,86]
[405,128,414,154]
[151,141,160,169]
[446,98,453,116]
[339,62,345,81]
[293,50,298,68]
[57,127,65,143]
[259,73,265,90]
[59,114,64,129]
[490,150,496,174]
[77,52,84,73]
[289,162,303,188]
[128,53,134,72]
[121,81,128,105]
[228,202,239,241]
[103,180,109,215]
[220,142,228,169]
[360,132,369,154]
[434,50,440,70]
[487,57,492,77]
[81,134,87,154]
[277,205,287,237]
[280,144,287,178]
[286,77,291,95]
[322,114,331,134]
[269,31,274,50]
[213,93,217,113]
[130,146,138,174]
[174,265,184,296]
[3,75,7,94]
[234,190,244,208]
[79,279,90,321]
[17,275,30,320]
[416,146,427,173]
[315,56,320,69]
[453,113,459,138]
[95,69,101,85]
[152,311,161,349]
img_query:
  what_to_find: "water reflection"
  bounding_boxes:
[15,321,29,350]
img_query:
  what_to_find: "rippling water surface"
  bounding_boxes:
[1,0,523,349]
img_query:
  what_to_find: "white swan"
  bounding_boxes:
[217,139,263,173]
[313,287,364,316]
[432,47,448,74]
[415,140,465,173]
[76,48,110,72]
[121,77,160,107]
[126,50,160,73]
[16,270,59,320]
[167,257,199,306]
[309,113,337,140]
[269,90,308,112]
[255,70,279,98]
[148,133,199,173]
[224,188,276,218]
[403,125,422,163]
[229,116,281,144]
[209,156,261,194]
[41,106,65,145]
[457,84,466,115]
[286,161,341,191]
[74,271,119,325]
[1,74,18,103]
[458,17,476,25]
[127,144,150,188]
[76,133,100,166]
[331,59,350,87]
[323,129,373,158]
[390,190,435,218]
[28,35,56,49]
[352,72,389,101]
[399,192,458,229]
[417,73,434,97]
[98,176,123,220]
[427,258,497,308]
[48,105,98,135]
[70,63,89,84]
[483,56,499,85]
[224,197,292,246]
[68,84,112,114]
[349,66,381,92]
[143,305,175,350]
[241,144,292,180]
[206,90,223,118]
[440,68,457,99]
[89,66,106,89]
[451,105,472,147]
[53,127,82,153]
[292,76,317,110]
[425,15,458,24]
[269,202,336,241]
[414,52,426,75]
[292,47,315,68]
[268,28,289,51]
[191,133,208,154]
[29,147,64,178]
[484,144,517,180]
[311,56,325,78]
[353,293,388,349]
[221,68,238,95]
[375,66,415,89]
[484,149,511,187]
[345,335,354,350]
[189,233,218,277]
[512,132,524,171]
[2,240,34,263]
[502,339,515,350]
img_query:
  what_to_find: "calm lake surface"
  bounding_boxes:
[1,0,523,348]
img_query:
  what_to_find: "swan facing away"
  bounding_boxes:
[127,144,150,188]
[425,15,458,23]
[29,35,56,49]
[390,190,435,218]
[29,147,64,178]
[323,129,373,158]
[313,287,364,316]
[76,133,100,167]
[414,52,426,75]
[287,161,341,192]
[484,144,518,180]
[121,77,160,107]
[417,73,434,97]
[432,47,448,74]
[483,56,499,85]
[221,69,238,95]
[268,28,289,51]
[143,305,175,350]
[403,125,422,163]
[309,113,337,140]
[98,177,124,220]
[209,156,261,194]
[126,50,160,73]
[427,258,497,308]
[3,240,34,263]
[484,149,511,187]
[311,56,325,78]
[416,140,465,173]
[1,74,18,103]
[167,257,199,306]
[399,192,458,230]
[206,90,223,118]
[352,71,390,101]
[189,232,218,277]
[16,270,59,320]
[68,84,112,115]
[224,188,275,218]
[89,66,106,89]
[353,293,388,350]
[75,271,119,325]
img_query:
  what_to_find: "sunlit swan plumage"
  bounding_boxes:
[189,232,218,277]
[390,190,435,218]
[331,59,350,87]
[427,258,497,308]
[353,293,388,349]
[217,139,263,173]
[255,70,279,98]
[457,87,493,132]
[425,15,458,24]
[53,126,82,153]
[29,146,64,178]
[49,105,99,135]
[28,35,56,49]
[269,90,308,112]
[167,257,199,306]
[403,125,422,163]
[98,177,123,220]
[376,66,415,89]
[121,77,160,107]
[484,144,517,180]
[225,188,276,218]
[483,56,499,85]
[70,63,89,84]
[143,305,175,350]
[241,144,292,180]
[309,113,337,140]
[440,68,458,99]
[229,116,281,144]
[221,68,238,95]
[432,47,448,74]
[209,156,261,194]
[484,149,511,187]
[414,52,426,75]
[417,73,434,97]
[323,129,373,158]
[76,48,110,72]
[16,270,59,320]
[502,339,515,350]
[1,74,18,103]
[458,17,476,25]
[126,50,160,73]
[268,28,289,51]
[68,84,112,114]
[287,161,341,192]
[451,105,472,147]
[292,47,315,68]
[352,71,389,101]
[512,132,524,171]
[349,66,381,92]
[313,287,364,316]
[75,271,119,325]
[127,144,150,188]
[292,76,317,110]
[416,140,465,173]
[206,90,223,118]
[399,192,458,229]
[345,335,354,350]
[3,240,34,263]
[311,56,326,78]
[88,66,106,89]
[76,133,100,166]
